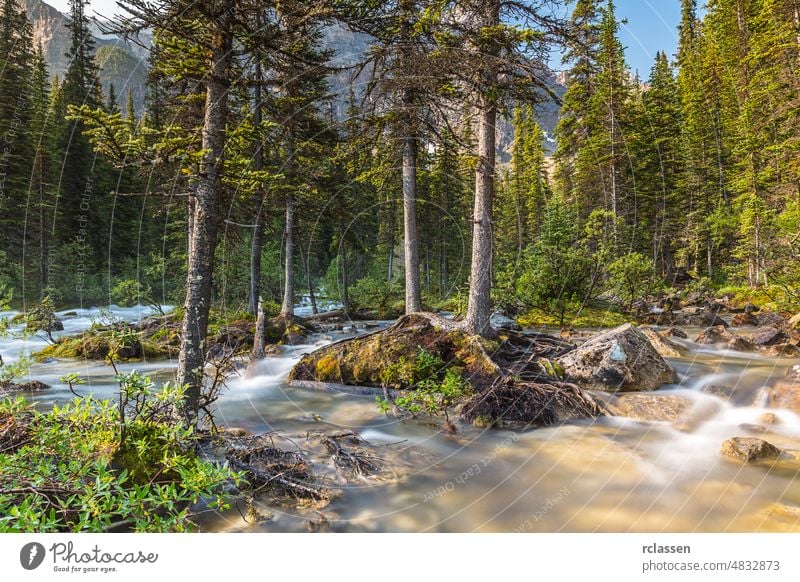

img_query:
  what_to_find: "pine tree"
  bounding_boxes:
[0,0,34,275]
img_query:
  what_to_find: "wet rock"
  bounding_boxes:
[763,379,800,414]
[731,312,758,327]
[702,384,734,399]
[751,326,787,347]
[757,312,787,328]
[744,303,760,314]
[765,343,800,357]
[661,327,687,339]
[0,380,51,394]
[219,427,251,438]
[608,392,692,422]
[727,336,756,352]
[760,413,778,426]
[639,326,685,357]
[695,325,733,345]
[696,311,728,327]
[556,323,677,392]
[788,313,800,330]
[720,437,783,463]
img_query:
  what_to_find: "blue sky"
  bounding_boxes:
[50,0,683,76]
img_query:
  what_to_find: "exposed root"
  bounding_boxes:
[221,434,331,506]
[460,377,605,428]
[316,432,382,477]
[0,410,32,454]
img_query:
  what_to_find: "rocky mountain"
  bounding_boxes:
[23,0,147,111]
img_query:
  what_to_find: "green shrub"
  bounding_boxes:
[0,373,240,532]
[111,279,152,307]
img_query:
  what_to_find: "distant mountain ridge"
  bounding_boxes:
[23,0,147,112]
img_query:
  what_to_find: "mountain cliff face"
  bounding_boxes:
[23,0,147,111]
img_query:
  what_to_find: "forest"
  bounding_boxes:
[1,0,800,534]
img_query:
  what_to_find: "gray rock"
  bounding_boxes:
[731,312,758,327]
[639,326,685,357]
[752,326,787,346]
[757,312,787,328]
[720,437,783,463]
[556,323,677,392]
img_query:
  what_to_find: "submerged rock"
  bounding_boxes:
[556,324,677,392]
[762,377,800,414]
[720,437,783,463]
[606,392,692,422]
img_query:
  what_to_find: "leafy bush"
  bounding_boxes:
[606,252,659,310]
[377,348,471,423]
[25,296,60,341]
[111,279,152,307]
[0,373,240,532]
[350,275,403,312]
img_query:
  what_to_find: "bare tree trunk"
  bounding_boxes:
[177,13,232,427]
[464,98,497,337]
[280,194,295,318]
[341,242,350,313]
[387,193,396,281]
[402,132,422,313]
[304,242,318,314]
[251,297,267,361]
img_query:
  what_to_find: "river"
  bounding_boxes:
[2,306,799,532]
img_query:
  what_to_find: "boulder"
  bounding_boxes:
[720,437,783,463]
[744,303,760,314]
[556,324,677,392]
[757,312,787,328]
[751,326,787,347]
[731,313,758,327]
[639,326,685,357]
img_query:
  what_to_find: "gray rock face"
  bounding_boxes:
[720,437,783,463]
[556,324,677,392]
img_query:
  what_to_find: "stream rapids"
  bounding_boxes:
[1,305,799,532]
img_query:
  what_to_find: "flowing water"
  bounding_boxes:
[3,307,800,532]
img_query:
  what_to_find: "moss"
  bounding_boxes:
[315,354,340,383]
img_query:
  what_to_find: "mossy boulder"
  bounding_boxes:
[289,313,499,388]
[290,313,605,428]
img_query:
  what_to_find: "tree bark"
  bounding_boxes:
[464,98,497,337]
[402,132,422,313]
[280,194,295,318]
[176,11,232,427]
[251,297,267,361]
[248,46,265,316]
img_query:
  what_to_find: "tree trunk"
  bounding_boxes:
[280,194,295,318]
[304,241,318,314]
[176,14,232,427]
[248,216,264,315]
[251,297,267,361]
[402,132,422,313]
[464,98,497,337]
[248,47,265,316]
[387,193,396,281]
[341,241,350,313]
